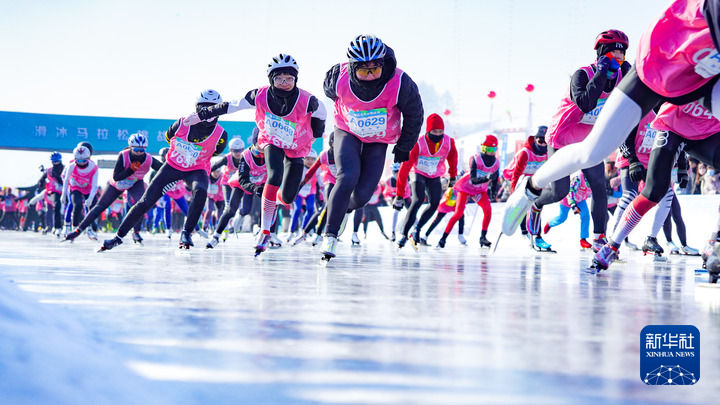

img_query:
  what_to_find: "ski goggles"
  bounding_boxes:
[75,159,88,164]
[481,146,496,154]
[272,76,296,85]
[131,147,146,152]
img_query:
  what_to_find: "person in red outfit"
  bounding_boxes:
[393,113,458,247]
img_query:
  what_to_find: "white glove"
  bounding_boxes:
[84,199,93,209]
[183,113,201,126]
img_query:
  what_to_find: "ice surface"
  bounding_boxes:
[1,196,719,404]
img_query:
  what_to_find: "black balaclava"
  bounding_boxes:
[268,67,299,116]
[533,125,548,155]
[427,133,444,143]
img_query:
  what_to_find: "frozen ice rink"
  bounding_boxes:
[1,196,720,404]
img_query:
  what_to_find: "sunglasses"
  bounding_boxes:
[273,76,296,85]
[356,66,382,78]
[131,147,146,152]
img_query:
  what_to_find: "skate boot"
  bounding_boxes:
[254,231,271,256]
[580,238,592,250]
[397,235,408,249]
[479,235,492,248]
[292,233,308,246]
[167,229,173,239]
[587,243,619,273]
[196,229,208,238]
[86,229,98,241]
[63,224,72,238]
[624,238,640,251]
[667,241,681,255]
[457,234,467,245]
[390,232,396,242]
[179,230,193,249]
[681,245,700,256]
[312,234,324,247]
[706,244,720,283]
[206,235,220,249]
[321,236,338,261]
[98,236,123,252]
[701,233,719,268]
[531,236,554,252]
[63,229,81,243]
[132,232,143,244]
[351,232,361,246]
[269,233,282,248]
[642,236,664,257]
[436,237,446,249]
[592,234,608,253]
[501,176,541,236]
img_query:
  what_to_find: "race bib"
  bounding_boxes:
[250,173,265,184]
[580,98,606,125]
[299,183,312,196]
[265,112,296,148]
[170,138,202,168]
[525,161,543,174]
[328,164,337,177]
[346,108,387,138]
[115,179,136,190]
[416,155,441,175]
[694,49,720,79]
[208,184,219,195]
[638,124,658,154]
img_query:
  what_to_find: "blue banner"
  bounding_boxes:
[0,110,260,154]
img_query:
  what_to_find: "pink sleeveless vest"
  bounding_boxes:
[45,168,62,194]
[334,63,403,144]
[68,161,98,194]
[453,154,499,195]
[109,150,152,191]
[561,172,592,207]
[382,177,411,199]
[167,119,224,174]
[255,86,314,158]
[229,148,267,193]
[207,180,224,201]
[319,150,338,185]
[502,139,547,180]
[547,65,623,148]
[652,100,720,141]
[220,153,238,186]
[165,180,187,200]
[298,166,317,198]
[412,134,451,178]
[616,112,658,169]
[636,0,716,98]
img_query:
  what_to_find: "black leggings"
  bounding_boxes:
[362,204,385,234]
[265,144,304,204]
[116,163,208,237]
[401,173,442,237]
[215,188,254,234]
[662,193,687,246]
[425,212,464,236]
[48,192,62,229]
[69,190,90,227]
[304,183,334,234]
[77,181,145,232]
[534,147,608,234]
[324,129,388,236]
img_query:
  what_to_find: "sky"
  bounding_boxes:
[0,0,667,187]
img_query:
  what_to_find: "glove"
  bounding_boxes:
[604,52,621,72]
[570,203,580,215]
[470,175,489,185]
[183,113,201,126]
[392,146,409,163]
[392,196,404,211]
[84,198,93,209]
[677,170,689,189]
[254,185,264,198]
[130,161,142,171]
[628,160,646,183]
[448,176,456,187]
[596,56,612,73]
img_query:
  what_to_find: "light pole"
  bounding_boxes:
[525,84,535,135]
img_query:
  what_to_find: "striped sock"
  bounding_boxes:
[610,194,656,247]
[261,184,279,232]
[526,204,542,236]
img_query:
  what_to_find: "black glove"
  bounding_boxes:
[392,146,410,163]
[628,159,646,183]
[471,175,489,185]
[392,196,404,211]
[254,185,264,198]
[596,55,612,73]
[677,170,689,189]
[570,203,580,215]
[448,176,456,187]
[197,107,211,121]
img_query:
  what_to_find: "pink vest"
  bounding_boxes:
[167,119,225,174]
[255,86,314,158]
[319,150,338,185]
[437,188,459,214]
[109,150,152,191]
[228,149,267,193]
[334,63,403,144]
[45,168,63,194]
[547,66,623,148]
[298,166,317,198]
[453,155,499,195]
[4,196,17,212]
[412,134,451,178]
[219,153,239,186]
[636,0,715,98]
[561,172,592,207]
[616,112,658,169]
[368,184,382,205]
[382,177,411,199]
[165,180,187,200]
[502,140,547,180]
[207,180,224,201]
[17,199,27,213]
[68,161,98,195]
[652,100,720,141]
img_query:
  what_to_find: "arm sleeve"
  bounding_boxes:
[236,159,257,194]
[61,164,71,202]
[569,67,608,113]
[469,158,479,182]
[211,157,228,172]
[151,157,163,171]
[618,124,641,161]
[510,151,529,192]
[446,138,458,178]
[113,154,134,182]
[323,64,342,101]
[394,73,424,153]
[396,145,419,197]
[308,96,327,138]
[165,118,182,143]
[213,131,228,156]
[87,169,99,203]
[197,91,255,120]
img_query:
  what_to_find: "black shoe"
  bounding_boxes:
[397,236,408,248]
[436,238,446,249]
[63,229,81,242]
[99,236,123,251]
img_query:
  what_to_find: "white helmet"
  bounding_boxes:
[267,53,299,75]
[197,89,222,104]
[128,132,148,148]
[306,149,318,159]
[229,137,245,151]
[73,145,91,160]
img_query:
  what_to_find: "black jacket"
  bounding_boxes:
[323,46,424,153]
[569,61,631,113]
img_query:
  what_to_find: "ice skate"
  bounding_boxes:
[681,245,700,256]
[179,230,193,249]
[390,232,396,242]
[321,236,338,261]
[531,236,555,253]
[396,235,408,249]
[351,232,360,246]
[592,234,608,253]
[623,238,640,251]
[312,234,324,247]
[705,244,720,283]
[436,237,446,249]
[501,176,540,236]
[132,231,143,244]
[86,229,98,241]
[457,234,467,245]
[642,236,664,258]
[196,229,208,239]
[206,235,220,249]
[269,233,282,248]
[579,238,592,250]
[167,229,172,239]
[667,241,681,255]
[587,244,619,274]
[98,236,123,252]
[292,233,308,246]
[63,229,81,243]
[478,235,492,248]
[254,231,271,257]
[286,232,296,243]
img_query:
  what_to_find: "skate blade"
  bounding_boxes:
[491,233,502,254]
[653,255,668,262]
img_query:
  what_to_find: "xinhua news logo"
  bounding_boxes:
[640,325,700,385]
